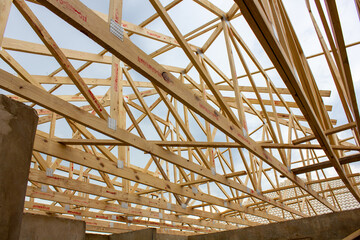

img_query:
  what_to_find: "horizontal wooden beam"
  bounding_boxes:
[33,134,271,224]
[293,122,356,145]
[56,138,360,151]
[56,138,268,147]
[25,202,213,233]
[28,169,237,230]
[261,143,360,151]
[2,37,112,64]
[291,153,360,175]
[30,75,331,97]
[180,171,247,187]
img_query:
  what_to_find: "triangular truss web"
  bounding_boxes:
[0,0,359,235]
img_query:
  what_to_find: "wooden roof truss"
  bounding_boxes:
[0,0,359,235]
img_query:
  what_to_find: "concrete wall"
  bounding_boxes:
[109,229,188,240]
[86,234,110,240]
[157,233,188,240]
[19,213,86,240]
[18,208,360,240]
[189,208,360,240]
[87,232,187,240]
[110,228,156,240]
[0,95,38,240]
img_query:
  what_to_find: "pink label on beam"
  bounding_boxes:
[56,0,87,22]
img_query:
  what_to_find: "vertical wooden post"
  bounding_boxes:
[108,0,128,192]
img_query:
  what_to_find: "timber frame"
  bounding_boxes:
[0,0,359,236]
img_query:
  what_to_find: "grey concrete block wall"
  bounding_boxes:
[189,208,360,240]
[19,213,86,240]
[86,234,110,240]
[110,228,156,240]
[86,231,188,240]
[0,95,38,240]
[18,208,360,240]
[157,233,188,240]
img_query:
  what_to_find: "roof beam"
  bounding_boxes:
[291,153,360,175]
[56,139,360,151]
[2,38,112,64]
[293,122,357,145]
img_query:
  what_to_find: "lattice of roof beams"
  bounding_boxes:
[0,0,359,236]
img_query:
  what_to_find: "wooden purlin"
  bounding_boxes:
[35,0,336,212]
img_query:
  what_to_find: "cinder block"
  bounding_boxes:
[0,95,38,240]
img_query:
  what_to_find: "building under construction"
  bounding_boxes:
[0,0,359,239]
